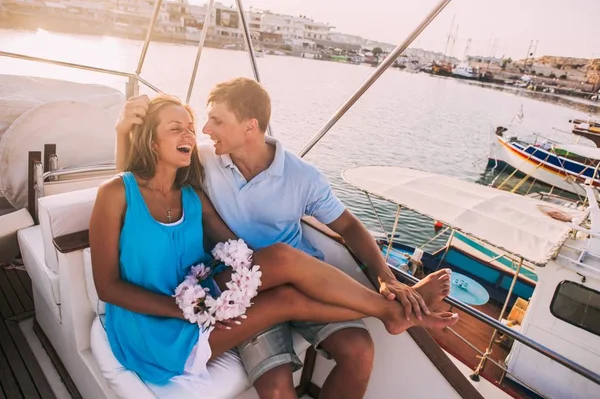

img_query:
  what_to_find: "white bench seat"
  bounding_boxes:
[17,225,61,322]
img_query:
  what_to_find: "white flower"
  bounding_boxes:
[190,263,211,280]
[174,239,262,328]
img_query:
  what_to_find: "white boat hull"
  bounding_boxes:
[489,135,600,196]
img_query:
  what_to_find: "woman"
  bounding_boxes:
[89,94,458,391]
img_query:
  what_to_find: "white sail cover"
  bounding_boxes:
[0,75,125,138]
[343,166,588,266]
[0,101,117,209]
[553,144,600,161]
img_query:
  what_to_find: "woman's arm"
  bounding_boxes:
[90,177,184,319]
[197,190,237,246]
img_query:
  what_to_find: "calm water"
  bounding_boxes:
[1,29,597,248]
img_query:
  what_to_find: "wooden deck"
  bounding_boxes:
[0,264,56,399]
[429,301,541,399]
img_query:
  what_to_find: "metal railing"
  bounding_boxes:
[392,266,600,386]
[297,0,452,158]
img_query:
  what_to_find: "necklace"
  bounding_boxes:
[148,181,175,223]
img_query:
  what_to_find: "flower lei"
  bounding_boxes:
[173,239,262,330]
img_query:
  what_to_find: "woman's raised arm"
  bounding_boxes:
[89,177,183,319]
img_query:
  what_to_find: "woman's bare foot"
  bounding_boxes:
[418,311,459,330]
[381,300,458,335]
[413,269,451,308]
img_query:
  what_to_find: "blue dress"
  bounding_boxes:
[105,172,213,385]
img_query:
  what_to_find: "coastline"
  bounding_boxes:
[0,14,598,116]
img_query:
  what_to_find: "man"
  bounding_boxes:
[115,78,450,399]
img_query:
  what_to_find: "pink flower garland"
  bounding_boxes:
[173,239,262,330]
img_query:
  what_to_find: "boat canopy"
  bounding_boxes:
[553,143,600,160]
[0,74,125,138]
[343,166,589,266]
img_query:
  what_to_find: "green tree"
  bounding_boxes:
[501,57,513,70]
[372,47,383,56]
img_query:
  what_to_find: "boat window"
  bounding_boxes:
[550,281,600,336]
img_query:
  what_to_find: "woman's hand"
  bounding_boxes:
[116,95,150,136]
[115,95,150,170]
[214,315,247,330]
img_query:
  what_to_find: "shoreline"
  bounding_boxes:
[0,18,598,116]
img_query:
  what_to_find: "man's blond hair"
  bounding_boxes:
[207,77,271,132]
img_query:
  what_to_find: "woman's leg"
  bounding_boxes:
[248,243,430,332]
[209,285,457,360]
[209,285,363,359]
[213,246,459,338]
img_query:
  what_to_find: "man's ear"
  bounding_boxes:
[246,119,258,133]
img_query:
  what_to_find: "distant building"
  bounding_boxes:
[328,32,366,46]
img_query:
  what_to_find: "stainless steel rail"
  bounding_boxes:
[136,0,164,75]
[0,51,163,93]
[42,164,116,180]
[297,0,452,157]
[234,0,273,137]
[394,266,600,386]
[0,50,133,78]
[186,0,215,103]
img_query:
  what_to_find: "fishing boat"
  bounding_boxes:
[488,126,600,196]
[343,165,600,398]
[1,0,599,398]
[452,62,478,79]
[378,229,538,306]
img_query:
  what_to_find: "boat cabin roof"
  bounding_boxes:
[343,166,589,266]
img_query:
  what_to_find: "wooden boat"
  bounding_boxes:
[378,230,538,306]
[488,130,600,196]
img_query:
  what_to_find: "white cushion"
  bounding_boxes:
[38,187,98,273]
[17,225,61,322]
[91,317,251,399]
[83,248,105,315]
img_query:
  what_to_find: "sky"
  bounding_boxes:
[191,0,599,60]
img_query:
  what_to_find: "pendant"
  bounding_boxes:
[167,210,172,222]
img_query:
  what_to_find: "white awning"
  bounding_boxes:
[342,166,588,266]
[553,144,600,160]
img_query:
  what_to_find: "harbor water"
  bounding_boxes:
[1,29,597,249]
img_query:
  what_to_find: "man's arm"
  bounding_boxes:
[114,95,150,171]
[327,210,429,321]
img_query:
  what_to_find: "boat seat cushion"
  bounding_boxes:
[17,225,61,322]
[91,316,251,398]
[38,187,98,274]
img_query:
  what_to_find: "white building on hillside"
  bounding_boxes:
[259,11,305,41]
[328,32,366,46]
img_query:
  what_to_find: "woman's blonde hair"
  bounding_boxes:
[123,93,204,189]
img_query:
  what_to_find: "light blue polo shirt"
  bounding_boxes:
[199,136,345,259]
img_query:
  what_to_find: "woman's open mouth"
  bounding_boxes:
[176,144,192,154]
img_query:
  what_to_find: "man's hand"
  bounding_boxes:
[116,95,150,136]
[379,279,429,321]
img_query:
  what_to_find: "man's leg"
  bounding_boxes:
[293,320,373,399]
[237,323,302,399]
[319,328,373,399]
[253,364,296,399]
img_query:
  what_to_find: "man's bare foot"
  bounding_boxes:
[414,268,451,307]
[381,300,458,335]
